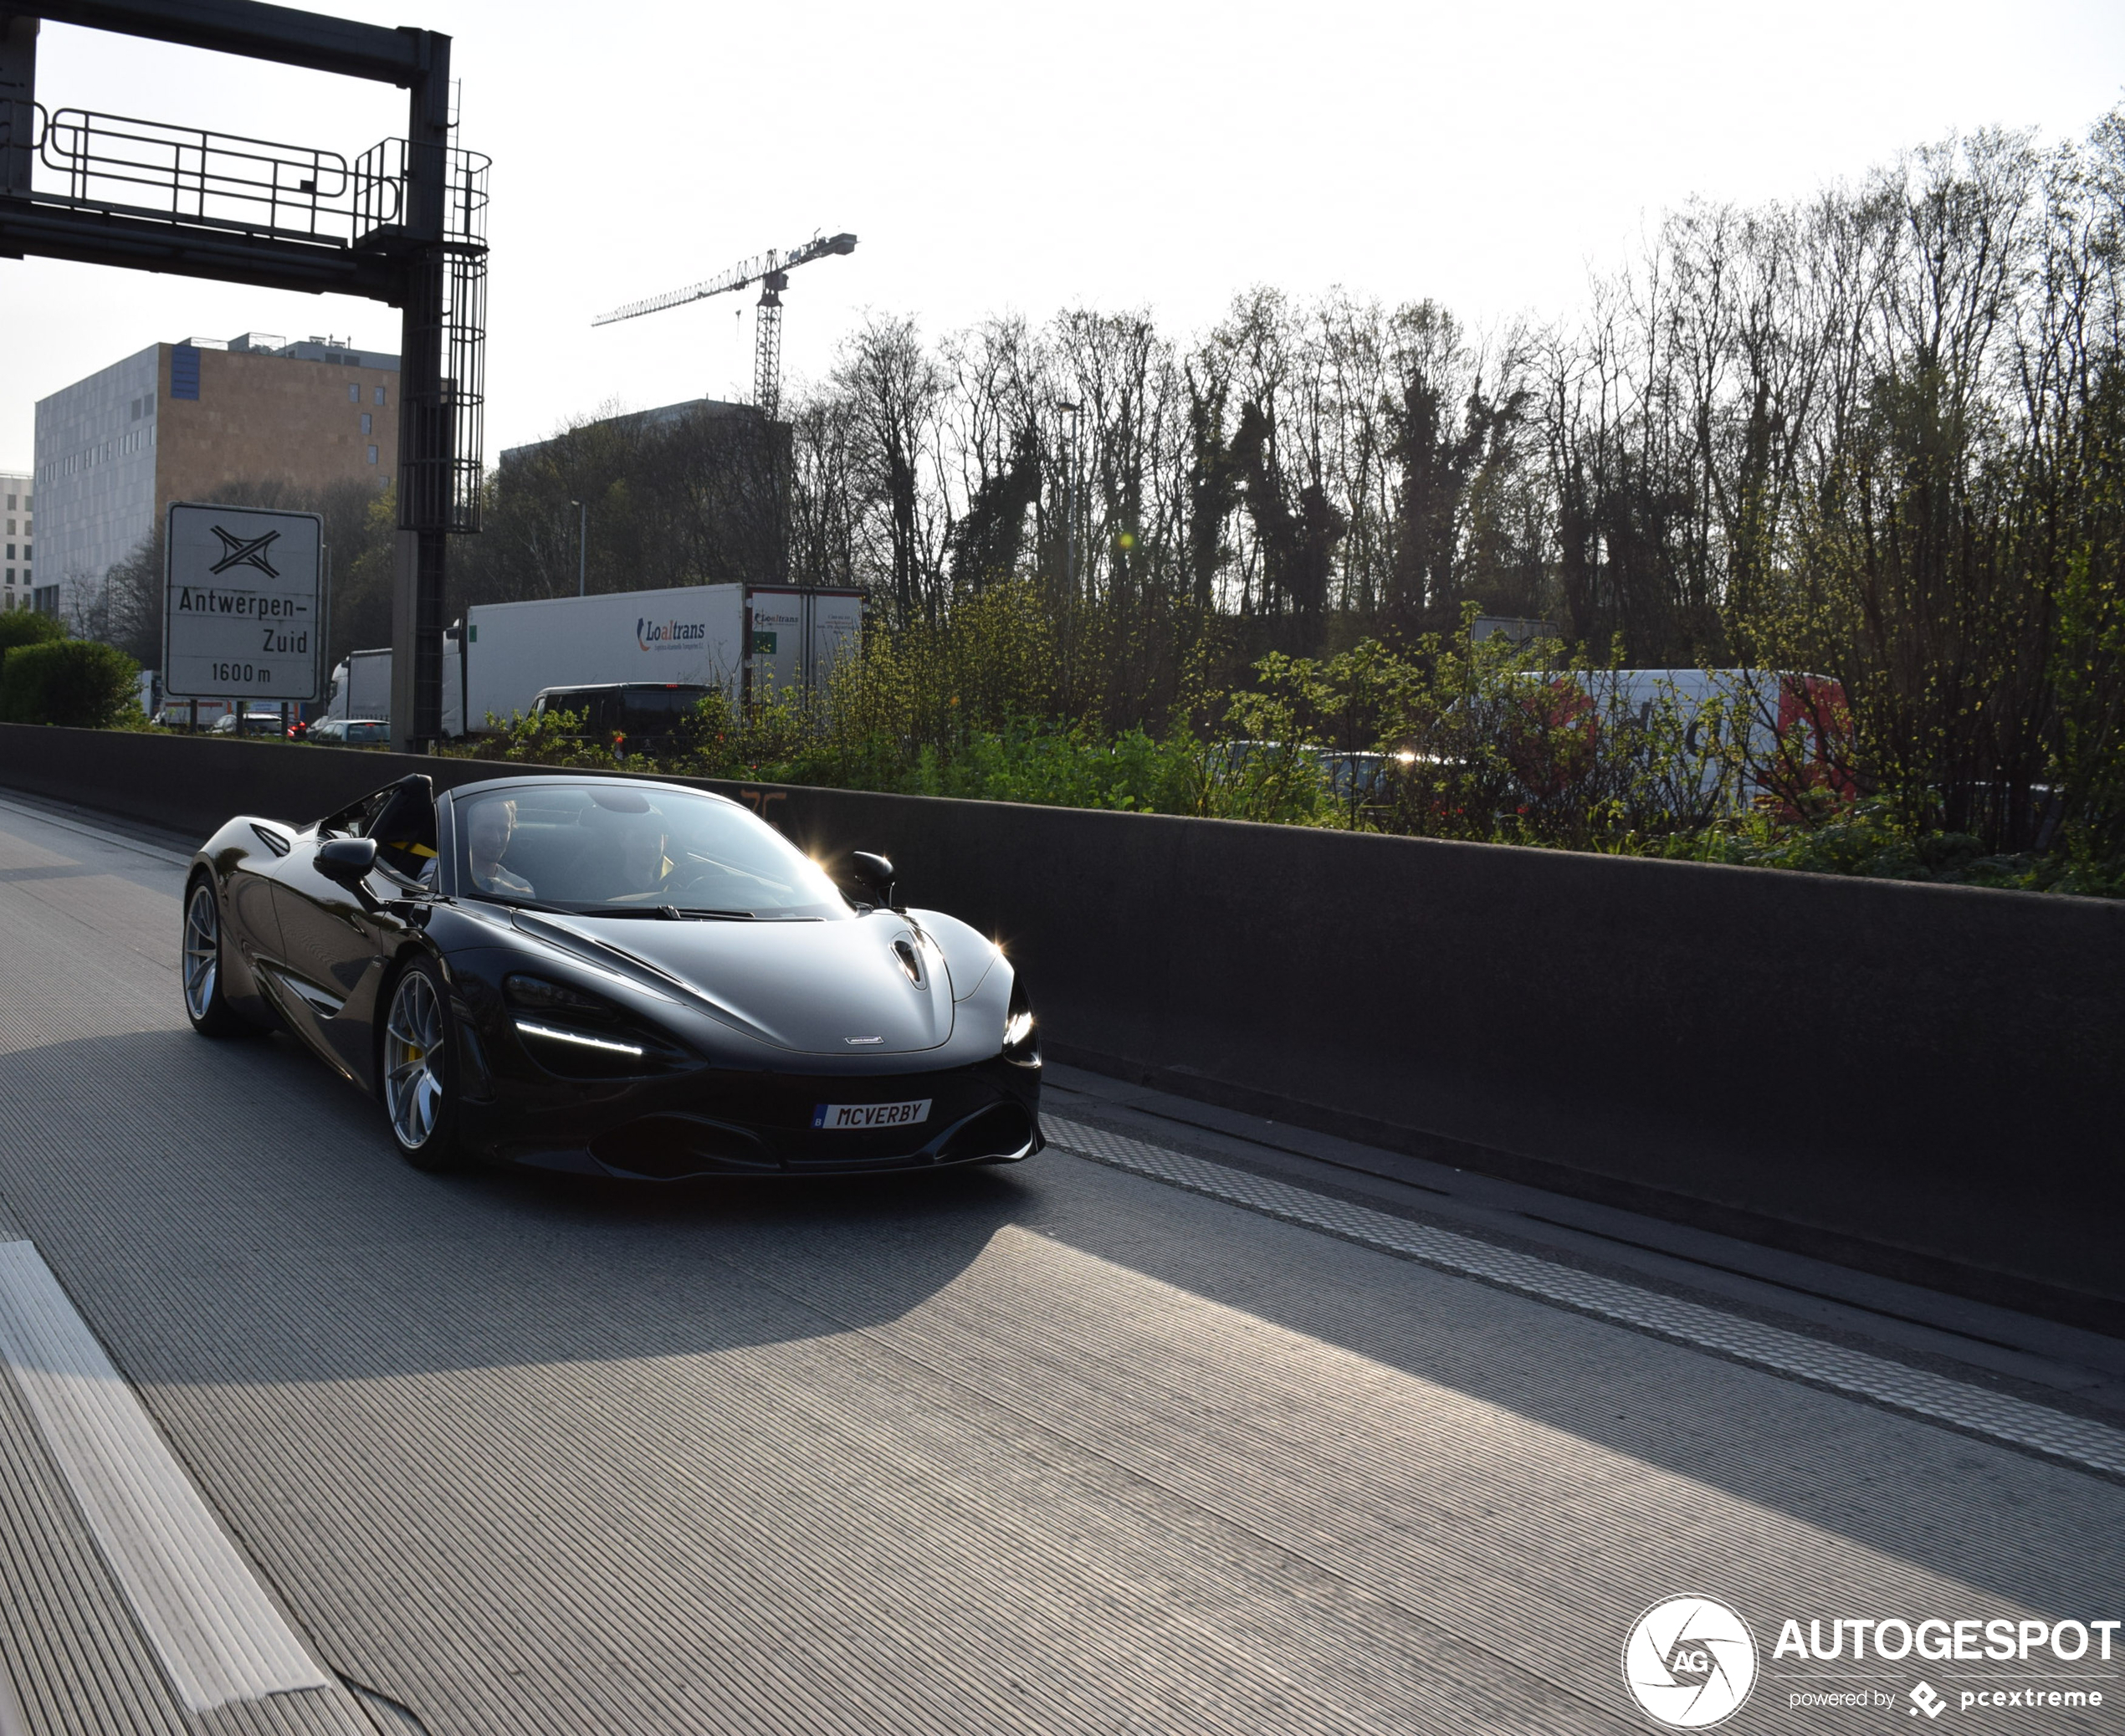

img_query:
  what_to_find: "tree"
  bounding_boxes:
[947,426,1041,591]
[832,315,948,627]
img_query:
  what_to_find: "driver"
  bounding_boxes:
[465,796,535,897]
[605,811,680,904]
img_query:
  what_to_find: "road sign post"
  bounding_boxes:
[162,503,325,705]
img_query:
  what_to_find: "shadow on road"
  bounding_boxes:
[0,1025,1033,1386]
[0,1019,2117,1634]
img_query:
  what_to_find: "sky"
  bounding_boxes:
[4,0,2122,472]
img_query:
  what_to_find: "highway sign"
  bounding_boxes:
[162,502,324,702]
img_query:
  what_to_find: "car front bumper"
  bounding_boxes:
[458,1052,1044,1180]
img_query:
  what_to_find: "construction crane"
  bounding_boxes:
[592,232,858,422]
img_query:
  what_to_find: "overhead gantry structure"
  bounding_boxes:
[0,0,488,752]
[595,232,856,422]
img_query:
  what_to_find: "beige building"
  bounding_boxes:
[33,333,397,623]
[1,471,29,612]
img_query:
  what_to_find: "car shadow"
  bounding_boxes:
[0,1022,2115,1630]
[0,1025,1033,1388]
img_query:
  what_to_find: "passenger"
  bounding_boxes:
[466,797,535,897]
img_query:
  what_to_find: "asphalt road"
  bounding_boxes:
[0,793,2119,1735]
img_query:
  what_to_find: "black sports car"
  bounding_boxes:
[182,773,1043,1176]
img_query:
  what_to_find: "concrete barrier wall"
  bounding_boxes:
[4,723,2121,1331]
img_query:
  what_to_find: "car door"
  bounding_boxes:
[269,779,437,1088]
[215,822,291,1026]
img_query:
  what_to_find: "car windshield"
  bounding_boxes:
[454,784,847,919]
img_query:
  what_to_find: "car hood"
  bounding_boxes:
[512,910,955,1055]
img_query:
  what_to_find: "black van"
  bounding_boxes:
[530,683,714,753]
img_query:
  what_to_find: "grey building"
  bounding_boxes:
[33,346,157,620]
[33,331,399,625]
[1,470,31,612]
[497,397,791,588]
[496,397,759,469]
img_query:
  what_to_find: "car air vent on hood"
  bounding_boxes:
[511,909,953,1054]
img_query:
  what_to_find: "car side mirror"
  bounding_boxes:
[850,850,897,909]
[316,836,379,887]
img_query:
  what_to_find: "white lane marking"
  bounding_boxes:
[0,796,193,868]
[1042,1117,2125,1482]
[0,1241,331,1712]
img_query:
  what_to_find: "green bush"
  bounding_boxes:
[1641,800,2125,896]
[0,638,141,728]
[0,611,64,672]
[428,586,2122,895]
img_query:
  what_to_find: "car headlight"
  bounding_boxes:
[1001,976,1038,1065]
[505,973,616,1018]
[504,973,693,1076]
[511,1020,646,1059]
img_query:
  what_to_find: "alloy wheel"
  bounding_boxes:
[383,968,446,1150]
[182,883,219,1022]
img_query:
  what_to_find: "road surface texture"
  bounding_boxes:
[0,790,2119,1735]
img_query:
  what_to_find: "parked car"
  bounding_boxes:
[155,701,236,730]
[1209,740,1395,800]
[1313,750,1394,800]
[530,683,714,755]
[210,707,289,737]
[308,717,390,747]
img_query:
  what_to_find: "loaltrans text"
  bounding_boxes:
[638,617,707,649]
[175,586,304,619]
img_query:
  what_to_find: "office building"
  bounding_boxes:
[33,333,398,620]
[494,397,763,469]
[1,471,30,612]
[499,397,791,586]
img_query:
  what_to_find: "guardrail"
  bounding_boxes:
[18,103,490,252]
[3,724,2119,1334]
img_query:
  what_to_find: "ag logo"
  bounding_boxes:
[1622,1595,1758,1728]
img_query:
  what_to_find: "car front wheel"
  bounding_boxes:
[181,876,248,1037]
[381,957,461,1170]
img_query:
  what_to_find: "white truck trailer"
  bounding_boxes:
[322,584,863,737]
[320,644,460,740]
[740,586,866,708]
[321,646,400,724]
[458,583,743,731]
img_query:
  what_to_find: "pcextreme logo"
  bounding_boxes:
[1623,1596,1759,1728]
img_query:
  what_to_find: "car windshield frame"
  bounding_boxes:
[447,781,851,921]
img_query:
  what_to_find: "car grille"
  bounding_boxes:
[590,1065,1032,1178]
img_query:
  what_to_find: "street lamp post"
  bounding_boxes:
[570,499,586,597]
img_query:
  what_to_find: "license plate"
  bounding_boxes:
[812,1098,932,1130]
